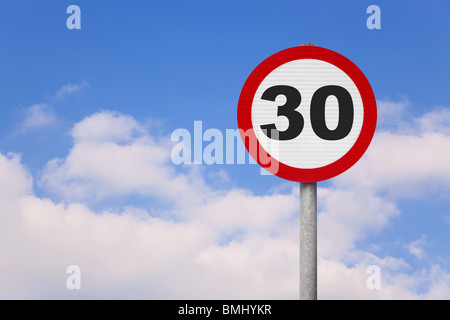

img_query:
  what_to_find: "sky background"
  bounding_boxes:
[1,0,450,299]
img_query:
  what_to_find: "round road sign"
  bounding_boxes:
[237,46,377,182]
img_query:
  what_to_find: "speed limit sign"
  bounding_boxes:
[237,46,377,182]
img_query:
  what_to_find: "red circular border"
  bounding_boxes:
[237,46,377,182]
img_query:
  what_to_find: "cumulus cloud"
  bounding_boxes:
[19,83,89,133]
[21,104,57,131]
[405,235,427,260]
[0,110,301,299]
[318,187,399,259]
[415,107,450,135]
[0,151,299,299]
[377,99,410,130]
[53,81,89,100]
[71,110,145,143]
[335,108,450,198]
[2,105,450,299]
[41,111,213,206]
[314,105,450,299]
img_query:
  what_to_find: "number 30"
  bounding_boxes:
[260,85,354,141]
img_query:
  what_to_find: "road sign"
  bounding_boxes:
[237,46,377,182]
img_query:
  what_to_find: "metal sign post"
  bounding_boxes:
[300,43,317,300]
[299,43,317,301]
[300,182,317,300]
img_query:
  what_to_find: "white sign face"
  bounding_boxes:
[237,46,377,182]
[251,59,364,169]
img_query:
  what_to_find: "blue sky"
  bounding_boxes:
[1,0,450,299]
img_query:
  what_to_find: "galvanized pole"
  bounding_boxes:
[299,43,318,300]
[300,182,317,300]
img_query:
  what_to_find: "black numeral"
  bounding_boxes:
[260,85,304,141]
[260,85,354,141]
[310,85,354,140]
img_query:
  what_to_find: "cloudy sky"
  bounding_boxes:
[1,0,450,299]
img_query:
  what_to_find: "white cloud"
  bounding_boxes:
[313,106,450,299]
[54,81,89,100]
[71,110,145,143]
[335,108,450,199]
[2,111,302,299]
[21,104,56,131]
[0,152,33,199]
[406,235,427,260]
[318,258,416,299]
[377,99,410,130]
[42,111,214,206]
[0,152,300,299]
[2,105,450,299]
[19,82,88,133]
[318,187,399,259]
[415,107,450,135]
